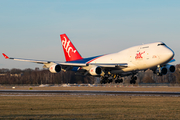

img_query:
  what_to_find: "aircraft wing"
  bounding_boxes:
[2,53,88,68]
[2,53,127,69]
[3,53,55,64]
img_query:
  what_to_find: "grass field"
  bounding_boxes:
[0,95,180,119]
[1,86,180,119]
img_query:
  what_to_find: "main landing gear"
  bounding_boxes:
[130,75,137,84]
[100,74,137,84]
[100,75,123,84]
[100,77,109,84]
[115,78,123,83]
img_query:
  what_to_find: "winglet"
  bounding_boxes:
[2,53,9,59]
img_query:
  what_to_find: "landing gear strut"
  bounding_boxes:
[130,76,137,84]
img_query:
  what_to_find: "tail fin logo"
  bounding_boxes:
[60,34,83,61]
[62,36,76,58]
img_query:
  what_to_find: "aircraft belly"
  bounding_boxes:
[111,70,123,74]
[111,67,135,74]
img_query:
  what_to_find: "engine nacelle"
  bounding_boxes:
[89,66,102,76]
[49,64,61,73]
[156,64,175,76]
[161,67,168,75]
[166,65,175,73]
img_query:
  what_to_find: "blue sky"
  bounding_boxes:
[0,0,180,69]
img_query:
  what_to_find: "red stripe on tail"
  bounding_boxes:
[60,34,83,62]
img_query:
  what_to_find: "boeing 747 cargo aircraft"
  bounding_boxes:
[2,34,175,84]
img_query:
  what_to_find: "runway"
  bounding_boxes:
[0,90,180,96]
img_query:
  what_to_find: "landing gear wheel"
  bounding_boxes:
[100,77,107,84]
[108,79,112,83]
[100,79,105,84]
[130,80,132,84]
[130,80,136,84]
[130,76,137,84]
[134,76,137,80]
[100,77,112,84]
[115,79,123,83]
[131,76,137,80]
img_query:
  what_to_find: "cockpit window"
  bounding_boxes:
[157,43,166,46]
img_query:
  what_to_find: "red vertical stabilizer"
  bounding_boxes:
[60,34,83,62]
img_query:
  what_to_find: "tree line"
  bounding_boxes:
[0,64,180,84]
[0,68,94,84]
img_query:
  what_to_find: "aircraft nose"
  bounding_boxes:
[166,48,174,59]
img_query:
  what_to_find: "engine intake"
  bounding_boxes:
[167,65,175,73]
[49,64,61,73]
[89,66,102,76]
[161,67,168,75]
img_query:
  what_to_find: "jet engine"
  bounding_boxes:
[160,67,168,75]
[89,66,102,76]
[166,64,175,73]
[49,64,61,73]
[156,64,175,76]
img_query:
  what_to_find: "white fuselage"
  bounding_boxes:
[88,42,174,74]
